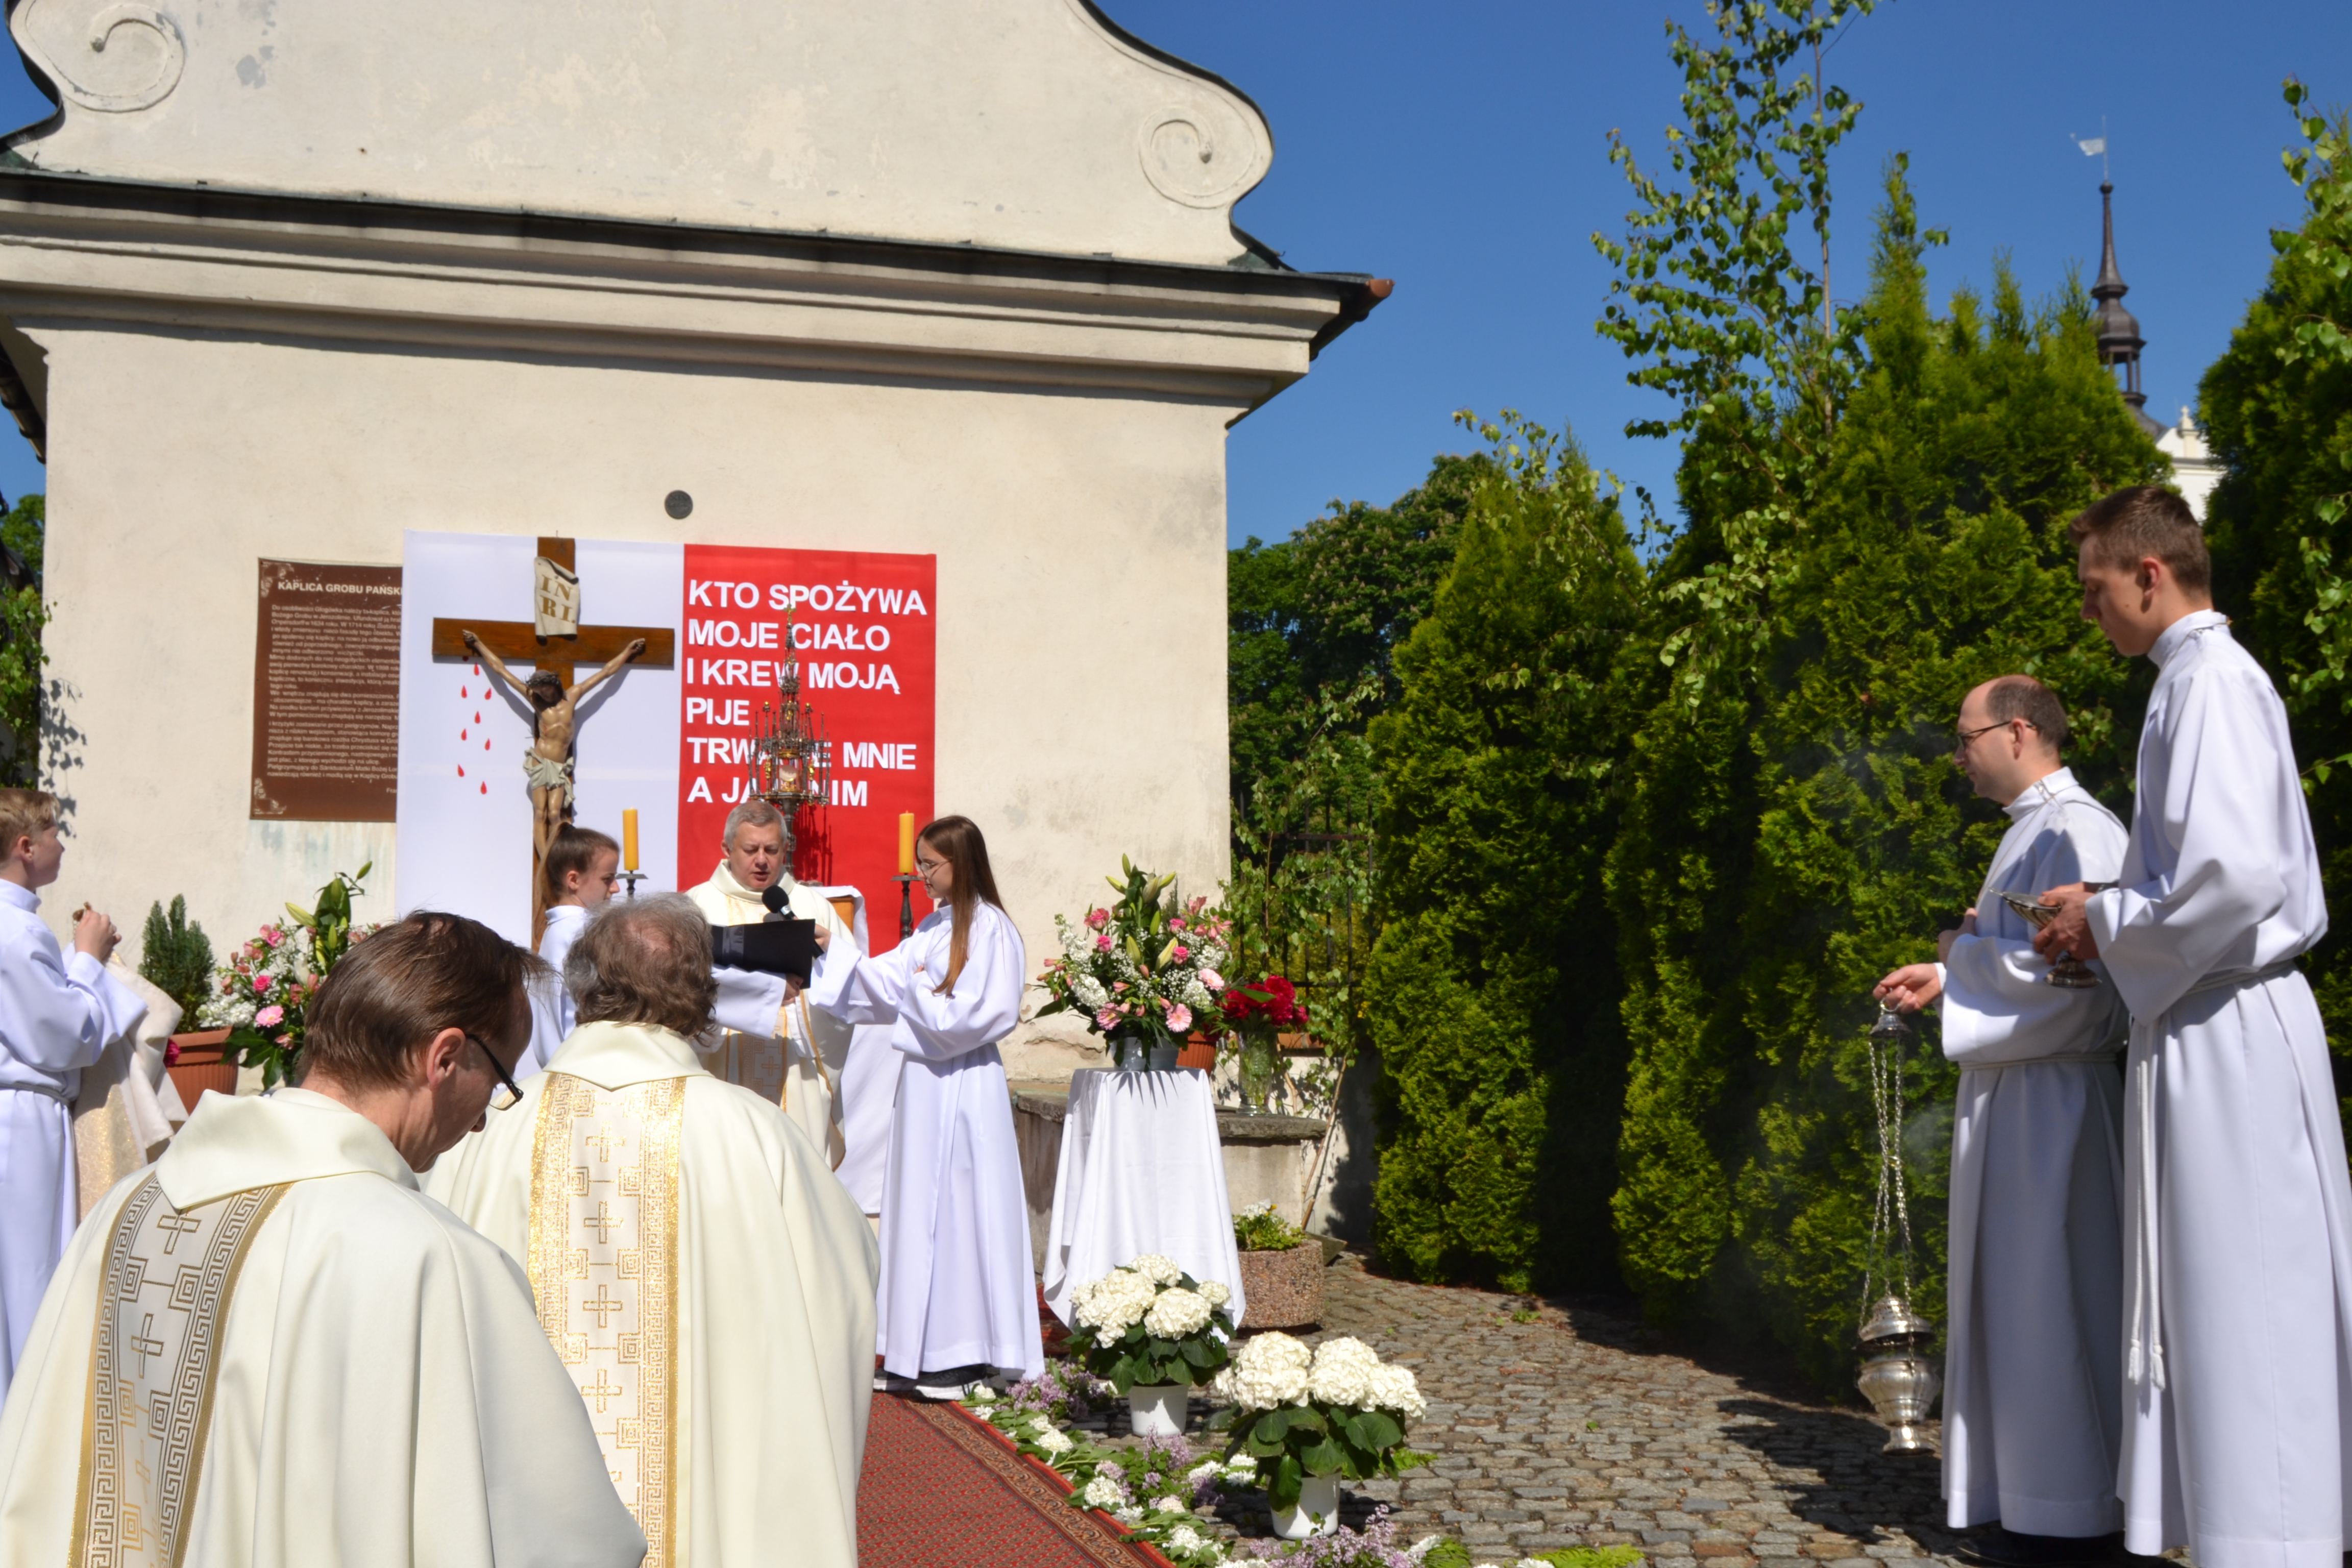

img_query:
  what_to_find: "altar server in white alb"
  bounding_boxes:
[0,911,645,1568]
[2034,486,2352,1568]
[0,787,143,1402]
[1875,675,2127,1565]
[523,823,620,1076]
[810,814,1042,1396]
[688,799,855,1164]
[430,895,879,1568]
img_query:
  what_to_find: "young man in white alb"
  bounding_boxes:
[2033,485,2352,1568]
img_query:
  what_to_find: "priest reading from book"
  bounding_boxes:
[428,894,878,1568]
[2031,486,2352,1568]
[687,799,855,1164]
[0,911,646,1568]
[0,787,143,1403]
[1874,676,2127,1567]
[523,823,621,1077]
[807,814,1042,1399]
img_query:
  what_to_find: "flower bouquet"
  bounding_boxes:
[197,864,377,1088]
[1212,1333,1427,1540]
[1221,974,1309,1113]
[1066,1253,1236,1437]
[1036,859,1232,1070]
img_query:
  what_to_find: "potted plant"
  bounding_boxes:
[1232,1201,1325,1330]
[1064,1254,1234,1438]
[1036,860,1231,1071]
[1219,974,1309,1113]
[1211,1332,1427,1539]
[194,865,377,1089]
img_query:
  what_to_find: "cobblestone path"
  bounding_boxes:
[1287,1255,1959,1566]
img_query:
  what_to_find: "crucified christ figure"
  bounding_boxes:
[464,630,647,863]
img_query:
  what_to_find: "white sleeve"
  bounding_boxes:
[2087,669,2295,1019]
[0,928,143,1074]
[888,910,1026,1063]
[1941,812,2127,1064]
[710,965,788,1037]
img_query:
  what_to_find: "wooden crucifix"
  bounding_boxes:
[432,537,675,939]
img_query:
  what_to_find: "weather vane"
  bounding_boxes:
[2072,116,2110,182]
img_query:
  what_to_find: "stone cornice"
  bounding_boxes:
[0,168,1381,416]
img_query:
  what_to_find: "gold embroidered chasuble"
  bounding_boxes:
[529,1071,685,1564]
[72,1175,286,1568]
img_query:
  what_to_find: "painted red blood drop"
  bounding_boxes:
[480,782,488,795]
[460,729,468,741]
[484,738,492,750]
[474,712,482,723]
[460,685,468,698]
[457,765,465,778]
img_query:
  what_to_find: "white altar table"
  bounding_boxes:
[1040,1067,1247,1329]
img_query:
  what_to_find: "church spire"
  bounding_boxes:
[2091,180,2161,436]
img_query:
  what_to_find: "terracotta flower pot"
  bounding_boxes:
[1175,1030,1217,1071]
[1236,1242,1325,1331]
[166,1028,238,1106]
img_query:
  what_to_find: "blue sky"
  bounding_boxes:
[0,2,2344,544]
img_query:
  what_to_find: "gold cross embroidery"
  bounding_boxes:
[155,1212,202,1255]
[583,1199,622,1244]
[583,1123,623,1162]
[128,1311,164,1377]
[580,1367,624,1412]
[582,1282,624,1329]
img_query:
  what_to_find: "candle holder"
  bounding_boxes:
[893,871,916,941]
[617,868,647,901]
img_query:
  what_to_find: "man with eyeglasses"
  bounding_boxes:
[430,894,878,1568]
[0,910,645,1568]
[1874,675,2128,1568]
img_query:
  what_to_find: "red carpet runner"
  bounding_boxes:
[857,1392,1161,1568]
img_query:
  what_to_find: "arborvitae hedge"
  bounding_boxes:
[1366,185,2163,1382]
[1364,425,1649,1293]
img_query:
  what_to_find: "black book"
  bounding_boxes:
[709,918,819,987]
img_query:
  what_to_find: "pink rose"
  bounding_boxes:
[1095,934,1113,952]
[252,974,274,996]
[263,927,285,948]
[254,1005,283,1027]
[1170,944,1191,962]
[1199,969,1224,991]
[1165,1003,1193,1033]
[1085,908,1110,930]
[1169,917,1188,933]
[1095,1007,1122,1032]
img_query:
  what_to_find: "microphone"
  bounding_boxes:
[760,884,789,918]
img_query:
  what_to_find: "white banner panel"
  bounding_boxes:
[397,531,683,943]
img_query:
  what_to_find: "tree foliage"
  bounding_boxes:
[0,494,44,786]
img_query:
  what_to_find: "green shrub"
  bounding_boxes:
[138,895,214,1027]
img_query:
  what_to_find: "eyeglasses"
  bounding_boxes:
[915,856,948,878]
[1953,718,2036,753]
[469,1034,526,1112]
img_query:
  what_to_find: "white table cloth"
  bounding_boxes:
[1041,1067,1247,1329]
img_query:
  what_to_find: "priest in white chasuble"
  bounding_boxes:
[810,815,1041,1398]
[685,799,855,1164]
[0,911,645,1568]
[2035,488,2352,1568]
[1876,676,2127,1563]
[428,894,878,1568]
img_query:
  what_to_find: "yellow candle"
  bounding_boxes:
[898,812,916,875]
[622,808,640,872]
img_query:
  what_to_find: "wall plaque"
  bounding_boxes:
[251,558,402,820]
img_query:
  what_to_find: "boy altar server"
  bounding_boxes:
[2035,486,2352,1568]
[429,895,878,1568]
[0,911,645,1568]
[523,823,621,1076]
[0,787,142,1402]
[1876,676,2127,1564]
[687,799,854,1164]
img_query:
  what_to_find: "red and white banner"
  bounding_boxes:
[398,532,935,951]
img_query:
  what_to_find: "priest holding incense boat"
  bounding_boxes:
[2031,487,2352,1568]
[0,911,645,1568]
[429,894,878,1568]
[1876,675,2127,1566]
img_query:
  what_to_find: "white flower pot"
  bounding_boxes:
[1125,1382,1187,1437]
[1271,1473,1342,1538]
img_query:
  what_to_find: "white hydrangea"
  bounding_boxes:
[1307,1336,1383,1408]
[1366,1362,1426,1423]
[1074,1267,1159,1336]
[1166,1525,1208,1554]
[1113,1506,1144,1527]
[1152,1494,1191,1514]
[1032,1427,1073,1455]
[1197,1280,1231,1309]
[1081,1476,1127,1511]
[1221,1330,1312,1410]
[1185,1459,1223,1485]
[1406,1539,1446,1564]
[968,1384,997,1404]
[1516,1559,1553,1568]
[1129,1254,1183,1286]
[1144,1286,1212,1339]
